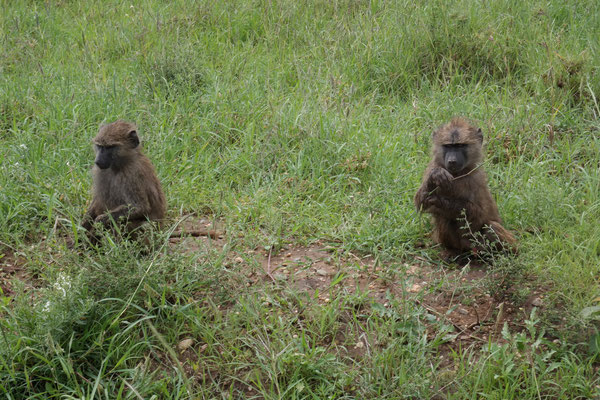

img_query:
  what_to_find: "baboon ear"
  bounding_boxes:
[128,130,140,147]
[476,128,483,142]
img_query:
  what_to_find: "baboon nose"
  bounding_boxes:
[95,161,111,169]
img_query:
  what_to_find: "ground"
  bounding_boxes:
[0,217,548,355]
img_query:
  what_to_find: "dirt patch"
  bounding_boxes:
[169,219,547,341]
[172,222,548,353]
[0,250,29,296]
[228,241,407,306]
[420,263,547,343]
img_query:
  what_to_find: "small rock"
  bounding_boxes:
[234,257,244,263]
[457,308,469,315]
[531,297,543,307]
[178,338,194,352]
[354,341,364,349]
[408,284,421,293]
[316,269,328,276]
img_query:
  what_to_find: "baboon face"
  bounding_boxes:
[94,145,118,169]
[433,118,483,174]
[92,121,140,170]
[441,143,468,173]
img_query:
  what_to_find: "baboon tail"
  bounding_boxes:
[489,221,517,252]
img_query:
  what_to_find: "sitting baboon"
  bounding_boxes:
[82,120,166,240]
[82,120,219,243]
[414,117,516,254]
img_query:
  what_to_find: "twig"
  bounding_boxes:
[169,229,219,239]
[493,302,505,338]
[265,246,276,282]
[168,214,221,239]
[415,299,486,342]
[451,161,487,181]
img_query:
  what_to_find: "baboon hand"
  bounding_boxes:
[423,194,442,209]
[429,167,453,189]
[94,213,112,227]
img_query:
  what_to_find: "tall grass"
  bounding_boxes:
[1,0,600,397]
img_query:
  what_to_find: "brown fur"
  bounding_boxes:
[414,118,516,253]
[82,121,166,239]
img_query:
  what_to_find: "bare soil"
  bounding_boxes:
[166,217,548,353]
[0,250,29,296]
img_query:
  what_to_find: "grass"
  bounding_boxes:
[1,0,600,398]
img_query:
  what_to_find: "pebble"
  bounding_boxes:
[531,297,543,307]
[177,338,194,352]
[408,284,421,293]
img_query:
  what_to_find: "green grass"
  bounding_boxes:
[1,0,600,398]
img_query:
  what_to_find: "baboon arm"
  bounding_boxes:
[82,213,94,231]
[415,167,454,212]
[82,202,100,231]
[414,184,433,211]
[95,204,149,226]
[426,195,483,221]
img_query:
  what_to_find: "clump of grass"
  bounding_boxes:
[449,311,600,398]
[140,46,209,100]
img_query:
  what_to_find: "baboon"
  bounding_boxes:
[82,120,219,243]
[82,120,166,240]
[414,117,516,254]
